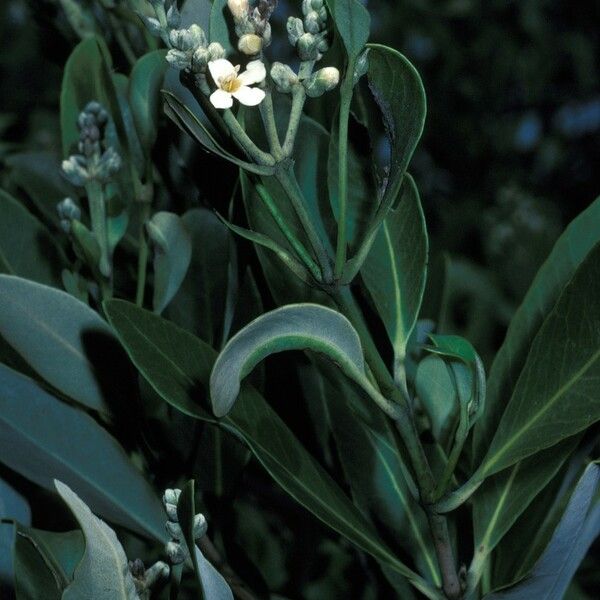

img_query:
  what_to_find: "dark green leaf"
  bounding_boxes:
[0,275,127,413]
[483,462,599,600]
[147,211,192,315]
[209,304,366,417]
[324,0,370,61]
[362,175,428,374]
[478,243,600,477]
[475,195,600,462]
[129,50,168,149]
[166,208,232,347]
[343,44,426,279]
[0,363,166,541]
[103,300,427,589]
[0,190,65,287]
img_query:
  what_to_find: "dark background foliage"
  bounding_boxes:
[0,0,598,597]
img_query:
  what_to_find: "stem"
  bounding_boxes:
[434,474,484,513]
[221,110,275,166]
[331,286,461,599]
[135,202,150,307]
[198,537,258,600]
[334,65,355,279]
[255,183,322,282]
[86,178,111,281]
[282,62,314,157]
[260,87,284,160]
[275,166,332,281]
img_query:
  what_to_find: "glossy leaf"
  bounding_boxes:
[0,275,127,413]
[0,190,65,287]
[209,304,366,417]
[343,44,426,279]
[147,211,192,314]
[362,175,428,373]
[55,481,139,600]
[0,363,166,541]
[129,50,168,149]
[478,243,600,478]
[104,300,426,589]
[475,195,600,461]
[483,462,600,600]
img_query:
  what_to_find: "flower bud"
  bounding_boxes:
[144,561,170,587]
[228,0,249,21]
[166,49,190,71]
[139,15,163,37]
[169,25,206,51]
[304,66,340,97]
[304,11,321,34]
[165,520,182,540]
[129,558,145,579]
[238,33,262,55]
[97,147,122,181]
[165,541,187,565]
[166,3,181,28]
[297,32,319,61]
[270,62,298,93]
[57,197,81,232]
[287,17,304,46]
[208,42,226,61]
[193,513,208,540]
[191,47,209,73]
[62,156,89,187]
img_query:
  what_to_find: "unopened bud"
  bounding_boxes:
[165,520,182,540]
[287,17,304,46]
[62,156,89,187]
[193,513,208,540]
[304,66,340,97]
[97,147,122,181]
[166,3,181,28]
[297,32,319,61]
[304,11,321,34]
[238,33,262,55]
[165,541,187,565]
[191,47,209,73]
[208,42,226,61]
[228,0,249,21]
[270,62,298,93]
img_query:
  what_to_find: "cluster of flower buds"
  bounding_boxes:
[287,0,329,61]
[166,24,226,73]
[56,197,81,233]
[228,0,278,55]
[61,102,122,187]
[128,558,170,600]
[139,0,181,44]
[163,488,208,565]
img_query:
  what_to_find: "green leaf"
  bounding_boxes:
[0,275,127,413]
[103,300,427,589]
[55,481,139,600]
[162,91,274,176]
[209,304,366,417]
[343,44,426,279]
[471,438,579,578]
[166,208,232,347]
[0,363,166,541]
[147,211,192,315]
[478,243,600,478]
[475,195,600,462]
[362,175,428,375]
[209,0,235,55]
[483,462,600,600]
[415,355,457,445]
[178,482,234,600]
[128,50,168,149]
[314,361,440,587]
[0,478,30,585]
[14,525,84,590]
[0,190,65,287]
[219,216,312,285]
[324,0,370,61]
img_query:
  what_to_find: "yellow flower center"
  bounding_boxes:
[220,66,242,93]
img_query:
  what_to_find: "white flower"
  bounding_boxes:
[208,59,266,109]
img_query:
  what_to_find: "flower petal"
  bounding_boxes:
[232,85,266,107]
[208,59,236,86]
[238,60,266,86]
[210,89,234,109]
